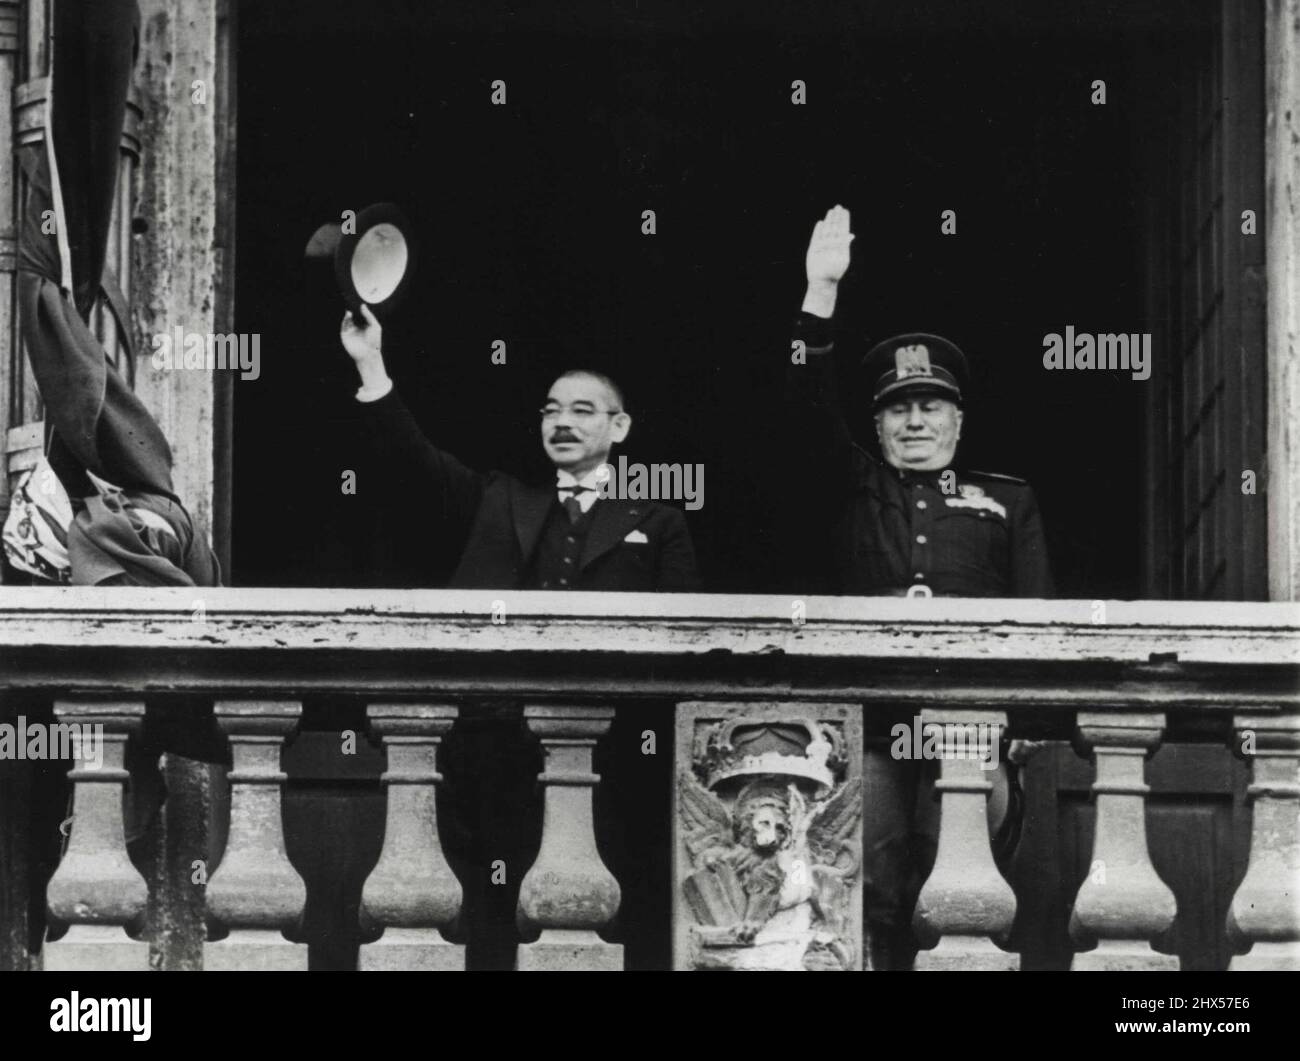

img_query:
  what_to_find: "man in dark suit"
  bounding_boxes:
[339,305,700,967]
[787,205,1054,970]
[340,304,700,591]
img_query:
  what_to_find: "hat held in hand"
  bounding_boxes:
[304,202,416,323]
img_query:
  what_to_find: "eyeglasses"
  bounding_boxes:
[539,403,621,421]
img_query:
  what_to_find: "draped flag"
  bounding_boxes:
[15,0,218,586]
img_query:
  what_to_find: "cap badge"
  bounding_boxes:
[895,344,933,379]
[958,483,985,499]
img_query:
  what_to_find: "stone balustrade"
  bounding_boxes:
[42,701,150,971]
[0,589,1296,970]
[912,709,1017,970]
[358,702,463,971]
[516,705,622,971]
[203,701,307,970]
[1068,711,1179,970]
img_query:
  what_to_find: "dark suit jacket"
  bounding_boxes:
[359,387,701,591]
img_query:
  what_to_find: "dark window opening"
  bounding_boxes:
[234,1,1264,601]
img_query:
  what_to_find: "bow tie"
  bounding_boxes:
[557,484,597,495]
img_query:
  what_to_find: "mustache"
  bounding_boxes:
[549,432,580,443]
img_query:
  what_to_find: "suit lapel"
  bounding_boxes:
[579,499,646,570]
[512,481,555,563]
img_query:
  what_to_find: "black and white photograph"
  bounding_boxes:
[0,0,1297,1033]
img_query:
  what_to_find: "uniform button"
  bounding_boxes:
[914,483,923,490]
[916,500,927,510]
[914,572,925,581]
[566,536,576,544]
[916,534,927,544]
[559,577,568,586]
[541,580,550,588]
[563,557,573,565]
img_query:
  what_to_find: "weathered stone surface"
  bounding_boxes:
[516,706,622,971]
[1072,939,1179,972]
[1069,712,1179,970]
[359,927,464,972]
[131,0,230,955]
[141,751,217,970]
[3,592,1299,673]
[203,701,306,971]
[516,929,622,972]
[134,0,223,538]
[1227,713,1300,970]
[202,928,308,972]
[42,924,149,972]
[1265,0,1300,600]
[674,702,863,971]
[44,702,150,972]
[358,703,464,971]
[914,936,1018,971]
[1229,941,1300,970]
[912,710,1017,970]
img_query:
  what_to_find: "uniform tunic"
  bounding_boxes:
[789,311,1052,967]
[790,313,1053,598]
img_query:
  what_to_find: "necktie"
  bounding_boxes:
[559,484,594,525]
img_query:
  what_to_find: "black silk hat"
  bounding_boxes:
[861,332,968,407]
[304,202,416,324]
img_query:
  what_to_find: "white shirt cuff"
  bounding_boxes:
[355,377,394,403]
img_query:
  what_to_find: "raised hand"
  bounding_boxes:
[802,205,853,319]
[805,205,854,288]
[340,303,391,399]
[340,303,383,363]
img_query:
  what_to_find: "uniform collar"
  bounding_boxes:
[888,463,953,488]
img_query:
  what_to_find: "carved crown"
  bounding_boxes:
[694,717,845,798]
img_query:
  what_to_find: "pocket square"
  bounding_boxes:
[623,530,649,544]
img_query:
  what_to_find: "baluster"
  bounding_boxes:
[913,709,1018,970]
[1068,711,1178,970]
[44,701,150,970]
[516,705,622,971]
[203,701,307,970]
[359,703,463,970]
[1227,713,1300,969]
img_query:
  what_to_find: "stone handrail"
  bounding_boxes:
[1,588,1297,698]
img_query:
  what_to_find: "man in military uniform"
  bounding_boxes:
[788,205,1054,968]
